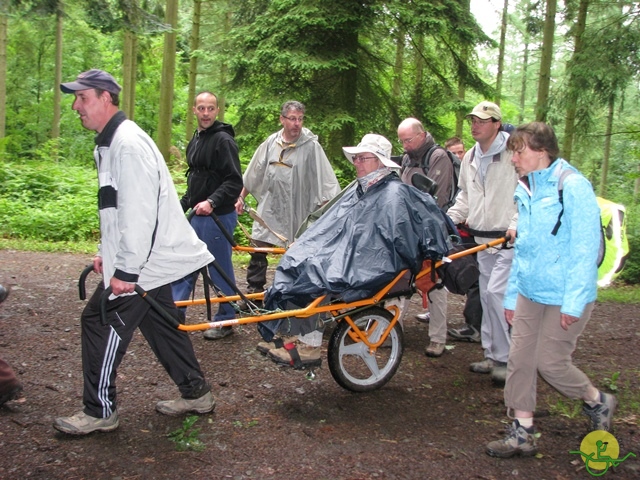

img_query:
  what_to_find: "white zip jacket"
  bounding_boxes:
[95,112,213,292]
[447,132,518,245]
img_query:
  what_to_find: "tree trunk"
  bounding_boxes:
[535,0,556,122]
[218,6,232,122]
[456,0,470,137]
[122,30,138,120]
[51,5,63,141]
[412,33,425,118]
[186,0,201,138]
[599,95,614,197]
[495,0,508,105]
[518,38,529,124]
[390,23,404,128]
[0,0,7,142]
[157,0,179,161]
[562,0,588,163]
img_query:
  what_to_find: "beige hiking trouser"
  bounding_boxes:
[504,295,596,413]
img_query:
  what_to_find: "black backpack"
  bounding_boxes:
[420,145,460,211]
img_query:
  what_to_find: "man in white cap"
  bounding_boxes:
[259,134,451,369]
[54,69,216,435]
[447,101,518,385]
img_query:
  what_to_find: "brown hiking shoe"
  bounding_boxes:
[256,336,297,355]
[268,342,321,369]
[425,341,445,357]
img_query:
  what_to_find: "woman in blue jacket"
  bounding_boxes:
[486,122,616,458]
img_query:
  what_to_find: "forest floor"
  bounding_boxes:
[0,249,638,480]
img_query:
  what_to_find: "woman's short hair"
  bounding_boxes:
[507,122,559,161]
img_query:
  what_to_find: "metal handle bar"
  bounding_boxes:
[99,285,181,328]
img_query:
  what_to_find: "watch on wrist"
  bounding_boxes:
[207,199,215,209]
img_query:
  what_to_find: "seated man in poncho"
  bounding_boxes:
[258,134,453,368]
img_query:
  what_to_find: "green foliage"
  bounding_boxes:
[602,371,620,392]
[0,158,99,242]
[597,284,640,304]
[167,415,206,452]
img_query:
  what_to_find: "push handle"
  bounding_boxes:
[99,285,181,329]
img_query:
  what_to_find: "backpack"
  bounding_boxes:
[420,144,461,211]
[551,168,629,287]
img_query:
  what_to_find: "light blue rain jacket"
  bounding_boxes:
[504,159,600,318]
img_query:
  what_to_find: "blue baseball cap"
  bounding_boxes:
[60,69,122,95]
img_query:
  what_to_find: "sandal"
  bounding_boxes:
[268,342,322,369]
[256,336,297,355]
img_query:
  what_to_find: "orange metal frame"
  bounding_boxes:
[175,237,509,351]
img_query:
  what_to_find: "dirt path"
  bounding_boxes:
[0,250,638,479]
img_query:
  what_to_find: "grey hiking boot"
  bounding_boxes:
[470,357,495,374]
[53,410,119,435]
[447,325,480,342]
[425,341,445,357]
[156,390,216,416]
[203,326,234,340]
[583,392,617,431]
[486,420,538,458]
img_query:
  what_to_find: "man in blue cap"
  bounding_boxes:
[54,70,216,435]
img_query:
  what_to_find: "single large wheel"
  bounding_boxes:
[327,306,404,392]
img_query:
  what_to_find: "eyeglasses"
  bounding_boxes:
[352,155,378,163]
[467,117,493,126]
[398,132,423,145]
[282,115,305,123]
[196,105,217,113]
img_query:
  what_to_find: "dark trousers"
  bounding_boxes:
[463,281,482,330]
[81,282,210,418]
[246,239,275,292]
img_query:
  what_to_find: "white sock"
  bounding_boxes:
[517,417,534,429]
[585,390,602,407]
[298,330,322,347]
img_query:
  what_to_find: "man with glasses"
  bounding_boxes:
[447,101,518,385]
[236,101,340,356]
[173,91,243,340]
[397,118,454,358]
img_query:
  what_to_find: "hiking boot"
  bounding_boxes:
[583,392,617,431]
[491,362,508,385]
[0,383,23,408]
[156,390,216,416]
[53,410,119,435]
[256,336,297,355]
[425,341,445,358]
[268,342,322,369]
[470,357,495,374]
[486,420,538,458]
[447,325,480,343]
[415,311,430,323]
[203,326,234,340]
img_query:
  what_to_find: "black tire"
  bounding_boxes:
[327,306,404,392]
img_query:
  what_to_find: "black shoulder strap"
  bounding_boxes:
[421,145,440,173]
[551,169,575,236]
